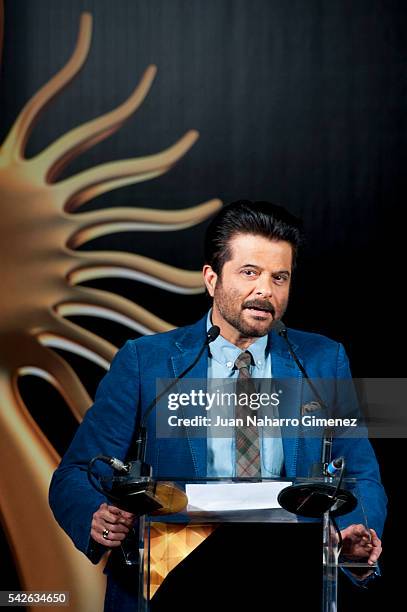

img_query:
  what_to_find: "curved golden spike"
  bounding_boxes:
[59,285,174,334]
[68,264,203,295]
[57,129,199,211]
[39,313,117,367]
[0,372,105,610]
[36,65,157,182]
[31,341,92,418]
[2,13,92,159]
[9,334,91,423]
[68,250,204,293]
[55,301,150,335]
[18,346,92,422]
[61,169,168,210]
[67,198,222,247]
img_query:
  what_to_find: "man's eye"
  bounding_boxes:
[242,269,256,276]
[273,275,288,283]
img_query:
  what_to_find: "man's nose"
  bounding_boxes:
[255,277,273,298]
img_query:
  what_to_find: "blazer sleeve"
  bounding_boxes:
[48,339,141,564]
[332,343,388,538]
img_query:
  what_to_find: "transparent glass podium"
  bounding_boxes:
[132,476,375,612]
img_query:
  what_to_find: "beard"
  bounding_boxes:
[213,283,287,338]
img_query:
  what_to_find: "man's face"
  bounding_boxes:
[203,233,292,346]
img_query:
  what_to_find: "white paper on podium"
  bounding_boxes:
[186,481,292,512]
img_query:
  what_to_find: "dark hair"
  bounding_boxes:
[204,200,304,274]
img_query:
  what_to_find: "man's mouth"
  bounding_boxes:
[244,303,275,317]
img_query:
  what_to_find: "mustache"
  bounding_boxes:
[243,300,276,316]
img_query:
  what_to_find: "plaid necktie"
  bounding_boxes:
[234,351,261,478]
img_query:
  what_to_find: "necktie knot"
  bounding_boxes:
[234,350,253,371]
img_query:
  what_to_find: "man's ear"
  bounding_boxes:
[203,265,218,297]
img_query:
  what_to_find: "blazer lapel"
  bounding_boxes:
[169,316,208,477]
[270,329,303,478]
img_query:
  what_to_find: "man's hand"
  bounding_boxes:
[340,524,382,580]
[91,502,136,547]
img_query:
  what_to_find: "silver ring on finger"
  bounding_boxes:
[102,528,110,540]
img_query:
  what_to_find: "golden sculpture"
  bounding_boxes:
[147,523,215,598]
[0,9,221,610]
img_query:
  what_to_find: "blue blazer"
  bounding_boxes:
[49,315,387,565]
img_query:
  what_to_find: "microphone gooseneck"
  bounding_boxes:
[272,318,333,474]
[141,324,220,430]
[272,320,329,415]
[87,325,221,516]
[272,320,357,518]
[137,324,220,460]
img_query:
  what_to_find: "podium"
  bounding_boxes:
[129,477,375,611]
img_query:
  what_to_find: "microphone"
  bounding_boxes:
[206,324,222,343]
[272,320,357,518]
[326,456,344,477]
[87,325,221,517]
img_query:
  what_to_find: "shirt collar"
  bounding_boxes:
[206,310,269,368]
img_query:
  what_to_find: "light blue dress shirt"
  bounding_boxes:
[206,313,284,477]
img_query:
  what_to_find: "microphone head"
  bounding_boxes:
[271,319,287,337]
[207,325,221,343]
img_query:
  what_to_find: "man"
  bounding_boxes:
[49,200,387,610]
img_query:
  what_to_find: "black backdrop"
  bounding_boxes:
[1,0,404,607]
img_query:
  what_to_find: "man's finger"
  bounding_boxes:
[103,506,135,526]
[91,530,122,548]
[98,529,127,542]
[93,520,128,540]
[102,522,130,535]
[368,553,380,565]
[368,538,382,565]
[92,513,131,534]
[369,529,380,544]
[107,505,135,519]
[98,507,133,527]
[99,508,124,524]
[91,517,129,535]
[341,524,369,542]
[352,524,370,537]
[119,510,136,519]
